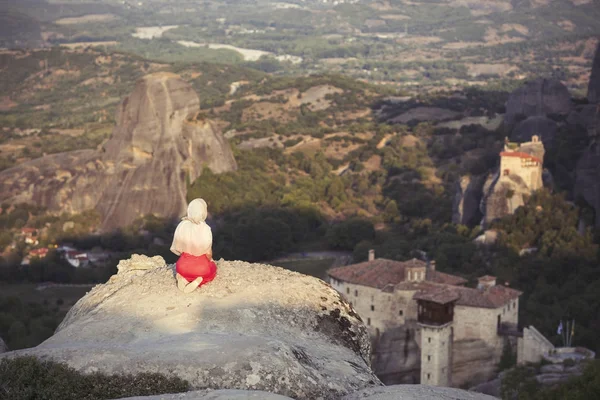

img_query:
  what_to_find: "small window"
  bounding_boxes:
[442,341,445,346]
[371,305,375,311]
[427,355,431,361]
[427,373,431,380]
[428,337,431,343]
[503,169,510,176]
[399,310,404,316]
[355,290,358,297]
[367,318,371,326]
[346,287,349,294]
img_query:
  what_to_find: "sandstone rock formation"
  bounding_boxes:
[371,324,420,385]
[588,41,600,104]
[504,79,571,128]
[3,255,379,400]
[0,73,237,231]
[452,175,486,226]
[0,337,7,353]
[340,385,498,400]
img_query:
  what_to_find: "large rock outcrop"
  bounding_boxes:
[504,79,571,128]
[588,42,600,104]
[1,255,379,400]
[452,175,486,226]
[0,337,7,353]
[0,73,237,231]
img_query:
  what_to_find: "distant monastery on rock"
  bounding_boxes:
[327,251,552,388]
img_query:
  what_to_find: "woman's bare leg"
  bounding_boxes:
[176,273,203,293]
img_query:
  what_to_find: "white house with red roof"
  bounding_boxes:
[327,252,526,388]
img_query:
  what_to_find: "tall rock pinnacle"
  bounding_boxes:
[588,42,600,104]
[0,73,237,231]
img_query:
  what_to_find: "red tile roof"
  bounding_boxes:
[500,151,542,164]
[453,285,522,309]
[414,287,460,304]
[327,258,466,289]
[430,271,467,286]
[328,258,411,289]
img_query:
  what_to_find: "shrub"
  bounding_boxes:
[0,356,190,400]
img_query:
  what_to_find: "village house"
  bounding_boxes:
[327,251,526,387]
[20,227,39,245]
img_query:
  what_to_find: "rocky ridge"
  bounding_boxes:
[0,73,237,231]
[3,255,377,400]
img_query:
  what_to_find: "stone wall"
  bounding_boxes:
[453,298,518,363]
[517,326,554,365]
[329,279,417,332]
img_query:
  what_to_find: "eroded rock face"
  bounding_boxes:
[481,172,530,227]
[340,384,499,400]
[504,79,571,127]
[2,256,379,400]
[0,337,7,353]
[588,42,600,104]
[452,175,486,226]
[0,73,237,231]
[575,140,600,226]
[371,324,420,385]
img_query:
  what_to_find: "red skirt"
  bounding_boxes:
[176,253,217,284]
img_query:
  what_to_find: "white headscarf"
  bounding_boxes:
[170,198,213,257]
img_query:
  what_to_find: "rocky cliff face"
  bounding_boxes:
[371,324,420,385]
[575,139,600,226]
[0,73,237,231]
[2,255,379,400]
[452,175,486,226]
[504,79,571,129]
[588,42,600,104]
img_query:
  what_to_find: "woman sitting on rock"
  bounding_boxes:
[170,198,217,293]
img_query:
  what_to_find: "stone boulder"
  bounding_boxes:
[588,41,600,104]
[340,385,499,400]
[0,337,7,353]
[452,174,486,226]
[511,116,558,150]
[504,79,571,127]
[2,255,379,400]
[0,73,237,231]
